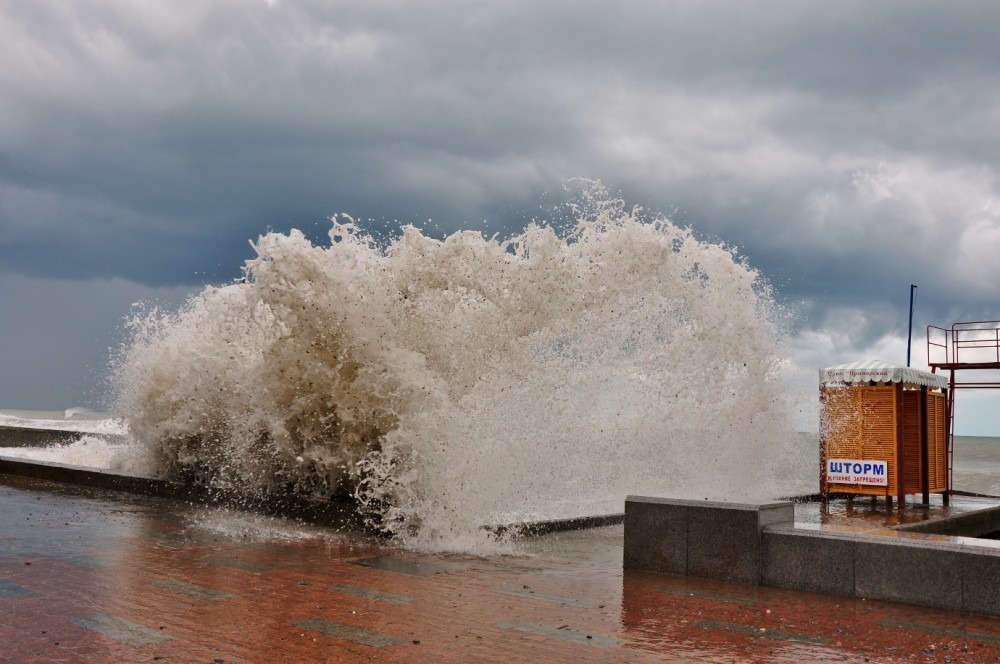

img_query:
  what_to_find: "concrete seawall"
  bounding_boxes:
[625,495,1000,617]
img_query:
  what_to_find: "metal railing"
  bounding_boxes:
[927,321,1000,368]
[926,320,1000,500]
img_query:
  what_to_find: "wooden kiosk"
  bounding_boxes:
[819,360,949,508]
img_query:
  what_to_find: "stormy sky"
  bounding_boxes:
[2,1,999,433]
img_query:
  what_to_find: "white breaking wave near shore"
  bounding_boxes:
[0,411,126,436]
[111,183,798,552]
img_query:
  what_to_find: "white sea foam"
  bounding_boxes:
[0,412,127,436]
[187,508,371,545]
[0,434,145,472]
[113,183,800,552]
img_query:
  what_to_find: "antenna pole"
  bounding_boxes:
[906,284,917,367]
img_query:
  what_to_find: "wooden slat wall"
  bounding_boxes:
[822,385,897,495]
[821,384,950,498]
[926,391,948,492]
[901,390,923,494]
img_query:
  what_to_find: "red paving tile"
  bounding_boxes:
[2,474,1000,663]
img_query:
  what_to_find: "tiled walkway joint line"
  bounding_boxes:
[0,580,35,598]
[202,556,269,573]
[151,579,234,601]
[496,621,620,648]
[499,588,592,606]
[293,618,404,648]
[695,620,830,646]
[880,617,1000,645]
[658,586,757,605]
[69,613,173,647]
[351,556,447,577]
[327,584,412,605]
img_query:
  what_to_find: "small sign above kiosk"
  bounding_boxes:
[820,360,949,389]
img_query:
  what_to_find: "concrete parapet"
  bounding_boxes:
[762,527,999,615]
[962,546,1000,615]
[761,526,856,596]
[763,527,974,609]
[624,496,794,585]
[625,495,1000,616]
[853,536,965,612]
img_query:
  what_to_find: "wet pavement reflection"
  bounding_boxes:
[795,493,1000,529]
[3,474,1000,662]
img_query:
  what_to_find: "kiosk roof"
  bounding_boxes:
[819,359,949,388]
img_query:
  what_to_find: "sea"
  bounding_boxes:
[2,408,997,497]
[0,408,113,423]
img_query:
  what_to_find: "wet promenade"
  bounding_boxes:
[3,474,1000,663]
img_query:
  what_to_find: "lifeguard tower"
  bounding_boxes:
[927,320,1000,494]
[819,360,949,508]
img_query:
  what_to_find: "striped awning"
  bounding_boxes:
[819,360,949,388]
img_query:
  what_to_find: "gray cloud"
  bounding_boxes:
[2,1,1000,423]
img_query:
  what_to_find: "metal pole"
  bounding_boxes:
[906,284,917,367]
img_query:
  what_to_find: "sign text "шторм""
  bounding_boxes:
[827,459,888,486]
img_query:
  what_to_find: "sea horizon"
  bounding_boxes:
[2,408,997,498]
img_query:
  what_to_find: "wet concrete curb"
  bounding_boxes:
[0,454,363,530]
[0,426,83,447]
[488,513,625,538]
[0,452,622,537]
[625,495,1000,617]
[0,454,181,497]
[894,505,1000,538]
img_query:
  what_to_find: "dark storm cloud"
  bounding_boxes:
[2,1,1000,417]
